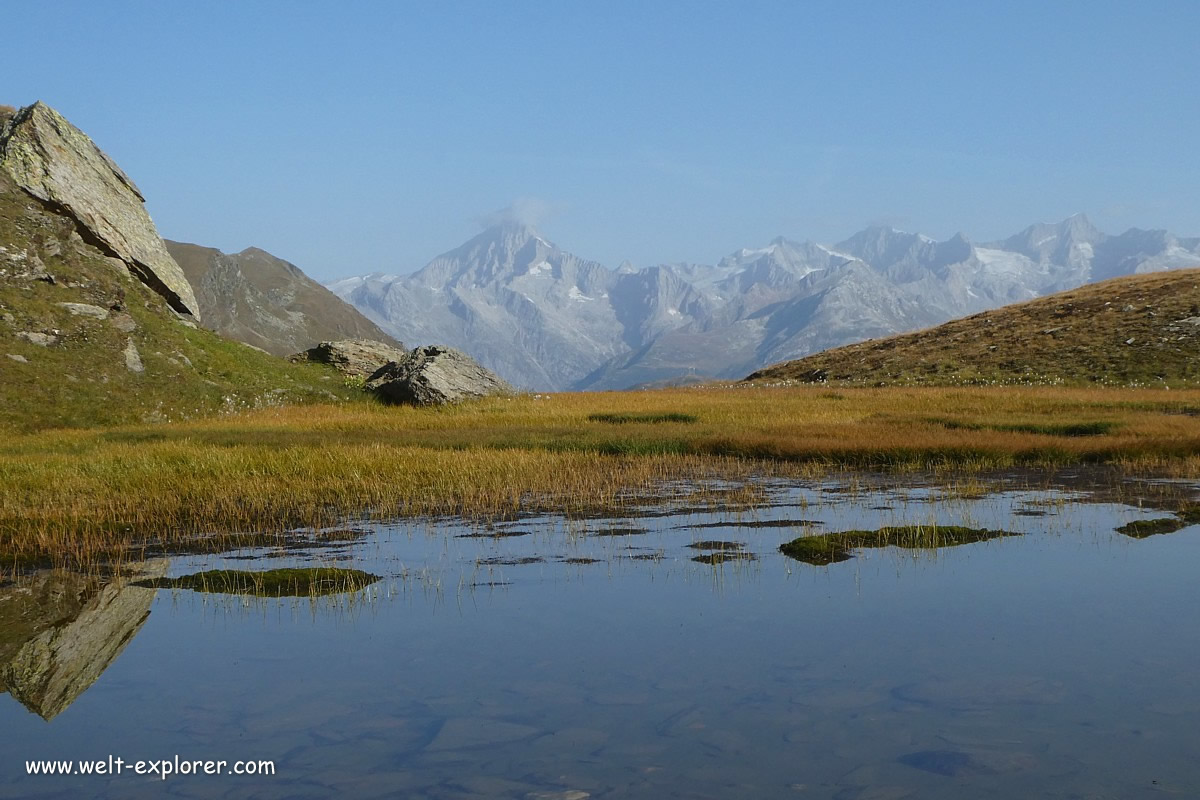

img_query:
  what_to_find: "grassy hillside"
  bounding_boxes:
[746,269,1200,387]
[0,168,367,433]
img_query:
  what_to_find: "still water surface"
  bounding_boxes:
[2,477,1198,799]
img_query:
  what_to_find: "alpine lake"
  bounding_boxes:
[2,471,1198,800]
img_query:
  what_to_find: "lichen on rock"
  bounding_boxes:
[366,345,513,405]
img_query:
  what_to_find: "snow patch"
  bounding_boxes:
[528,260,552,276]
[739,245,778,259]
[568,286,591,302]
[975,248,1034,275]
[817,244,855,261]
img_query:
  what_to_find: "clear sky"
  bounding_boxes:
[5,1,1197,280]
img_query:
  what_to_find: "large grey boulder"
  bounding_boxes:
[0,102,200,318]
[366,345,513,405]
[290,338,408,378]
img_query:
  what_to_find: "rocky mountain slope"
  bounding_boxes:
[333,216,1200,391]
[745,269,1200,387]
[0,102,360,432]
[166,240,400,357]
[330,223,715,389]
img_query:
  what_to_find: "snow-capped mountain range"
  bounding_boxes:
[328,215,1200,390]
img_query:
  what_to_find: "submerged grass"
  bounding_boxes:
[2,385,1200,565]
[779,525,1021,566]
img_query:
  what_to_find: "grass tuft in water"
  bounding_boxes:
[780,525,1021,566]
[1115,518,1188,538]
[134,568,380,597]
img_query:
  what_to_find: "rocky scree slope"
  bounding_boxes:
[745,269,1200,387]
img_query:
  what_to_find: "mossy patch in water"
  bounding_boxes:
[457,529,533,539]
[1176,505,1200,524]
[1116,518,1187,538]
[591,526,649,536]
[476,556,544,566]
[135,568,380,597]
[686,540,745,551]
[780,525,1021,566]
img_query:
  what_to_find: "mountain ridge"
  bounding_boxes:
[331,216,1200,391]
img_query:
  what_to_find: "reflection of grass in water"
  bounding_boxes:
[680,518,821,530]
[692,552,757,565]
[136,568,380,597]
[780,525,1020,566]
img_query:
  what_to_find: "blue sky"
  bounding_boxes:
[5,1,1197,280]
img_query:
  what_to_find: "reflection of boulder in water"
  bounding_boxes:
[0,562,164,720]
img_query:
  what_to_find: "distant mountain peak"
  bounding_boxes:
[332,214,1200,392]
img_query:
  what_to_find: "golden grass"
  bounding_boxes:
[749,269,1200,387]
[3,384,1200,565]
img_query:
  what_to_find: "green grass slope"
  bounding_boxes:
[746,269,1200,388]
[0,168,367,433]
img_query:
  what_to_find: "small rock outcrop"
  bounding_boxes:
[290,339,408,378]
[366,345,513,405]
[0,102,200,319]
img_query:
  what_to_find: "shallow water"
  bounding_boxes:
[2,478,1199,799]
